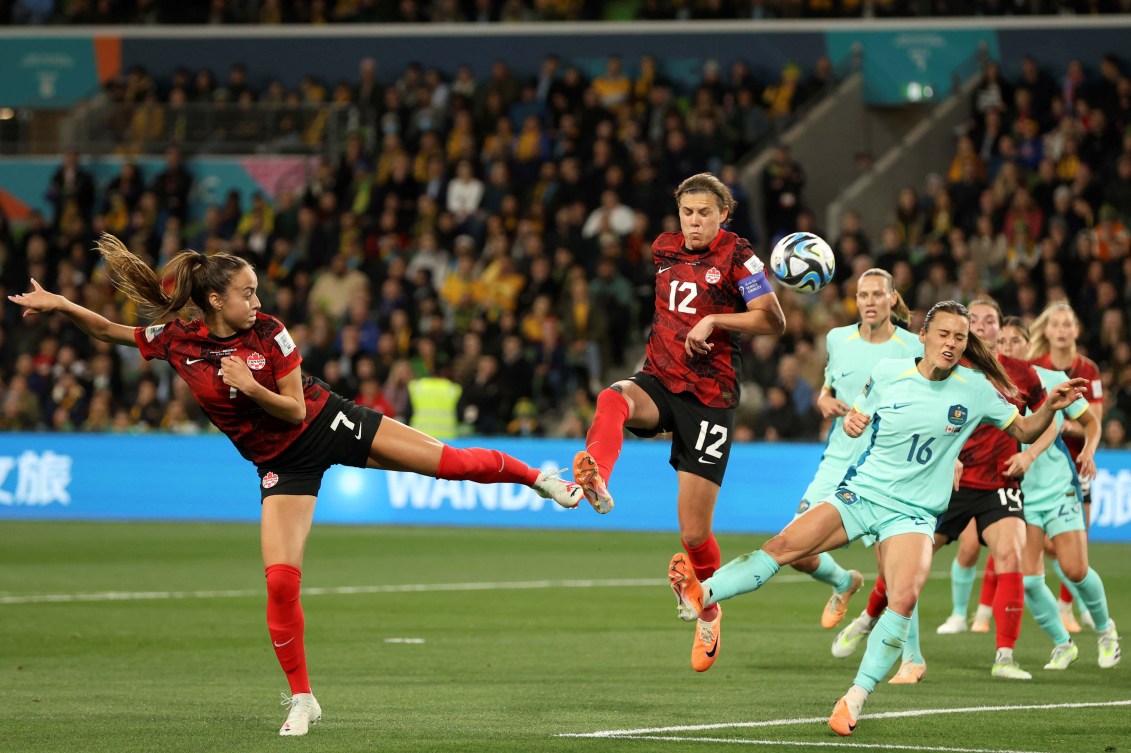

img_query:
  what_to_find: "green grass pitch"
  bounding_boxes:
[2,521,1128,753]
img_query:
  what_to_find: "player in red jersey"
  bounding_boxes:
[1028,301,1104,632]
[9,234,586,737]
[570,172,785,673]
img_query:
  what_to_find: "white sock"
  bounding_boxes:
[845,684,869,717]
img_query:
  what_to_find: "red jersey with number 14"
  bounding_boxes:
[134,312,330,463]
[643,228,772,409]
[958,354,1045,490]
[1030,352,1101,460]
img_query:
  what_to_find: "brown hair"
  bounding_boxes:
[96,233,249,321]
[1027,300,1078,360]
[858,268,911,327]
[922,300,1017,397]
[1001,316,1029,340]
[968,297,1004,327]
[674,172,737,221]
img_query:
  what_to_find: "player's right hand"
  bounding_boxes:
[817,392,851,419]
[843,409,870,438]
[7,278,62,316]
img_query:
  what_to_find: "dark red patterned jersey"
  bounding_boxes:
[1030,352,1101,460]
[958,354,1045,490]
[134,312,331,463]
[642,228,772,409]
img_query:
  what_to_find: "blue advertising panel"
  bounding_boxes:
[0,434,1128,542]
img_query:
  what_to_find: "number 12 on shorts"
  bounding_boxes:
[695,421,727,461]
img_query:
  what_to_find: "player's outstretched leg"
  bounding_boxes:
[572,388,629,514]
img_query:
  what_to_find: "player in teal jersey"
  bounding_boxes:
[666,301,1086,737]
[998,318,1120,669]
[793,269,921,631]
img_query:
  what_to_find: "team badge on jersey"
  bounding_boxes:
[796,500,811,515]
[144,324,165,342]
[834,488,859,506]
[705,267,721,284]
[262,472,279,489]
[947,404,968,426]
[246,352,266,370]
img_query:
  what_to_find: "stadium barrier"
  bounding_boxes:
[1,433,1128,542]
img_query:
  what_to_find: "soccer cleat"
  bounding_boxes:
[1060,600,1082,634]
[888,660,927,684]
[279,692,322,736]
[832,612,876,659]
[1043,642,1079,670]
[821,570,864,629]
[691,605,722,672]
[668,553,704,622]
[1098,620,1121,669]
[936,615,969,635]
[572,451,614,514]
[970,604,993,633]
[532,468,585,509]
[828,696,859,736]
[991,649,1032,680]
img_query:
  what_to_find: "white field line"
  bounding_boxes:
[585,737,1052,753]
[559,700,1131,741]
[0,571,864,606]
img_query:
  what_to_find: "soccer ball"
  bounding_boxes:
[769,232,836,293]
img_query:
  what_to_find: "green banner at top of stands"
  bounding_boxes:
[826,28,1000,106]
[0,35,120,108]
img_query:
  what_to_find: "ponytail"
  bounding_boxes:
[922,299,1017,398]
[96,232,248,321]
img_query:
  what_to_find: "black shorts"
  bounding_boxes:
[936,487,1024,545]
[255,392,383,501]
[624,372,734,486]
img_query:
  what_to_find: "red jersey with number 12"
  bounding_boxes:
[643,229,772,409]
[1029,352,1101,460]
[134,312,330,463]
[958,354,1045,490]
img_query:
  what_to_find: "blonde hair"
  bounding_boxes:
[858,268,911,327]
[96,233,249,321]
[922,300,1017,398]
[1028,300,1078,360]
[674,172,737,220]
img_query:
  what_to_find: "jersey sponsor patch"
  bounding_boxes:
[737,271,770,302]
[262,471,279,489]
[246,352,266,370]
[144,324,165,342]
[743,255,765,275]
[947,404,968,426]
[705,266,721,284]
[274,328,296,357]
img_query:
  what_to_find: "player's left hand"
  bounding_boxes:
[1003,450,1033,478]
[684,317,715,357]
[219,355,257,394]
[1076,449,1097,480]
[1046,378,1087,411]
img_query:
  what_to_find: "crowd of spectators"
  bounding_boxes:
[3,0,1130,25]
[2,47,1130,449]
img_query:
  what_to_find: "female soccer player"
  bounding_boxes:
[998,317,1120,669]
[9,235,585,737]
[571,172,785,673]
[666,300,1084,736]
[1028,301,1104,632]
[794,269,919,631]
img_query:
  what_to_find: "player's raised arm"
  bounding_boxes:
[8,278,139,347]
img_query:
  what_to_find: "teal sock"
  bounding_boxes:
[810,552,853,591]
[1072,568,1112,632]
[902,603,924,664]
[1053,561,1082,602]
[1024,574,1070,646]
[854,608,911,693]
[950,559,976,618]
[703,550,781,606]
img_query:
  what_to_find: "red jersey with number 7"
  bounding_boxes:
[133,312,330,463]
[957,354,1045,490]
[643,228,773,409]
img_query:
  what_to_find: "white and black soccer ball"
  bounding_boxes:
[769,231,836,294]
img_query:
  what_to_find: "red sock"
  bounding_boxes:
[586,389,630,481]
[978,555,998,607]
[1059,582,1074,604]
[437,446,539,486]
[266,564,310,695]
[993,571,1024,650]
[683,536,722,620]
[866,577,888,619]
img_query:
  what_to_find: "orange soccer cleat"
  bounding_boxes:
[572,450,614,514]
[668,553,704,622]
[691,605,722,672]
[828,696,860,736]
[821,570,865,629]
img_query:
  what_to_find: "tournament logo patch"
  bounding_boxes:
[262,472,279,489]
[144,324,165,342]
[834,488,859,506]
[274,328,296,357]
[705,266,721,284]
[862,377,873,397]
[246,352,266,370]
[947,404,968,426]
[743,255,765,275]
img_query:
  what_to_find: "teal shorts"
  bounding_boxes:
[1023,492,1085,539]
[827,488,937,545]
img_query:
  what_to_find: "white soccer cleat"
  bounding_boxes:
[991,649,1032,680]
[1098,620,1121,669]
[831,612,876,659]
[936,615,969,635]
[279,692,322,736]
[533,469,585,509]
[1043,642,1079,670]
